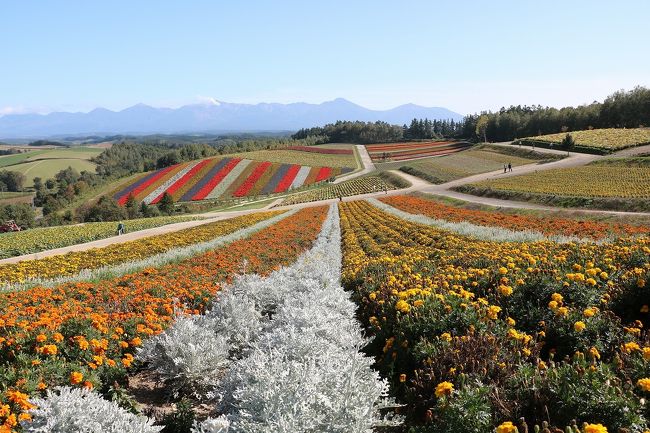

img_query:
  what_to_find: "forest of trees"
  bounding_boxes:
[461,86,650,142]
[293,86,650,143]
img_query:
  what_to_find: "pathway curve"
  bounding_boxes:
[4,145,649,264]
[0,208,269,265]
[332,145,376,184]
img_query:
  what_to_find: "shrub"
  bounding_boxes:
[24,387,161,433]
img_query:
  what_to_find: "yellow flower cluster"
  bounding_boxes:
[0,211,281,285]
[0,215,199,259]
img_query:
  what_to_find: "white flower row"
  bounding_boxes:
[142,160,201,205]
[367,197,602,244]
[2,211,296,292]
[205,159,252,199]
[139,204,399,432]
[289,165,311,189]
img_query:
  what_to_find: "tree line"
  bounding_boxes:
[291,120,463,144]
[464,86,650,142]
[292,86,650,143]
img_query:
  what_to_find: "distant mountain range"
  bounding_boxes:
[0,98,464,139]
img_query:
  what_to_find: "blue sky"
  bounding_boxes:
[1,0,648,115]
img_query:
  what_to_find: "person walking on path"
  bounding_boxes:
[116,222,125,236]
[503,164,507,173]
[508,162,512,172]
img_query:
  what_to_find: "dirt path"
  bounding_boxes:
[332,145,376,184]
[0,209,268,265]
[5,145,649,264]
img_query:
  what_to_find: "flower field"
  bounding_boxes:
[381,195,650,240]
[340,199,650,432]
[366,141,472,162]
[0,215,201,260]
[279,175,397,206]
[0,212,280,287]
[467,163,650,198]
[520,128,650,153]
[285,145,353,155]
[112,156,354,205]
[0,206,327,430]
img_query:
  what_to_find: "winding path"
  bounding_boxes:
[3,143,649,264]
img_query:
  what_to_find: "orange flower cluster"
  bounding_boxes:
[381,195,650,240]
[0,206,327,430]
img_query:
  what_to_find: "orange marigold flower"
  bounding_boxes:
[70,372,84,385]
[434,381,454,398]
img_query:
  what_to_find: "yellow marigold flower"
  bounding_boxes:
[638,378,650,392]
[548,300,558,310]
[538,360,547,370]
[574,321,586,332]
[487,305,501,320]
[583,307,597,318]
[551,292,563,303]
[643,347,650,360]
[599,271,608,280]
[395,300,411,314]
[399,374,407,383]
[499,267,508,275]
[35,334,47,343]
[53,332,64,342]
[413,299,424,308]
[506,317,516,327]
[623,341,641,353]
[586,277,597,286]
[434,381,454,398]
[589,347,601,360]
[496,421,518,433]
[499,285,513,296]
[70,372,84,385]
[440,332,452,342]
[583,423,608,433]
[641,304,649,313]
[556,307,569,317]
[368,292,377,301]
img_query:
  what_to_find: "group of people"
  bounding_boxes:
[503,162,513,173]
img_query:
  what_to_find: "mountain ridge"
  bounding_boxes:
[0,98,464,138]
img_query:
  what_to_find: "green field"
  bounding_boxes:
[0,151,48,168]
[10,159,98,187]
[378,146,555,183]
[229,146,358,168]
[0,191,32,199]
[0,147,102,186]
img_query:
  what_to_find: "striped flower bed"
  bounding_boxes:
[112,157,354,205]
[366,141,471,162]
[284,145,353,155]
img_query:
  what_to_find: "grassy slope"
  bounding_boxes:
[0,147,103,186]
[377,147,548,183]
[11,159,97,187]
[456,158,650,211]
[228,147,357,168]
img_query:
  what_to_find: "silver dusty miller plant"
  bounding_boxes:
[23,386,161,433]
[194,204,402,432]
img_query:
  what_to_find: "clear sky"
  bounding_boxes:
[1,0,648,116]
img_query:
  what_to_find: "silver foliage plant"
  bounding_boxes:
[194,204,401,433]
[23,387,161,433]
[367,197,601,244]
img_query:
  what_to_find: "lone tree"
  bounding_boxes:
[561,133,575,156]
[475,115,489,143]
[158,192,175,214]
